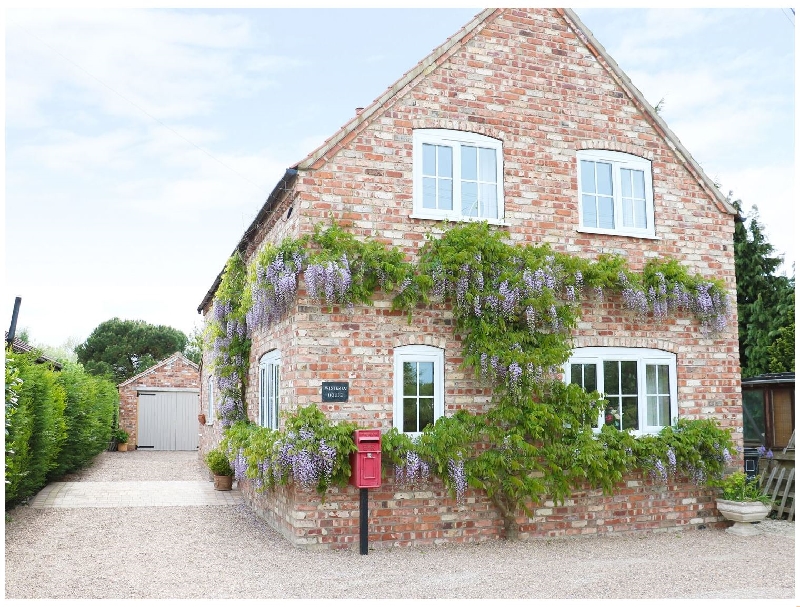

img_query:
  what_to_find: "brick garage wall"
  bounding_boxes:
[198,7,741,548]
[118,353,200,448]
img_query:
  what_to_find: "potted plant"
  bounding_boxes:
[205,448,234,491]
[716,471,772,536]
[113,427,130,452]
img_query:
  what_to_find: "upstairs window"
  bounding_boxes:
[566,347,677,436]
[577,150,654,238]
[413,129,504,223]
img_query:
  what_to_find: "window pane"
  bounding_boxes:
[584,364,597,392]
[646,364,656,393]
[419,398,434,431]
[462,181,479,216]
[621,169,632,198]
[479,147,496,182]
[461,146,477,181]
[418,362,434,396]
[438,179,453,211]
[580,160,596,194]
[480,183,498,218]
[422,177,437,209]
[605,398,621,429]
[598,196,614,229]
[621,361,637,394]
[604,361,619,394]
[403,398,418,433]
[622,198,634,227]
[570,365,582,386]
[622,396,639,430]
[634,198,647,229]
[632,170,645,198]
[582,194,598,227]
[422,144,436,176]
[742,390,765,443]
[596,162,613,195]
[403,362,417,396]
[438,146,453,178]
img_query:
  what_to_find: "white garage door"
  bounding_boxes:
[138,390,199,451]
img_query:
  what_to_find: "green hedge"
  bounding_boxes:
[5,349,118,507]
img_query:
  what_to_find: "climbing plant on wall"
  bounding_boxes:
[207,221,734,536]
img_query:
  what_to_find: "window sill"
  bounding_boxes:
[576,227,660,240]
[410,212,508,227]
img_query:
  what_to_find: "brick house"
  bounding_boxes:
[197,8,741,548]
[118,352,200,451]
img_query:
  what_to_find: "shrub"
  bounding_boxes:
[718,471,772,504]
[205,448,233,476]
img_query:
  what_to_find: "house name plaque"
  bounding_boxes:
[321,381,349,402]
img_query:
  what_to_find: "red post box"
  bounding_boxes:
[350,429,382,488]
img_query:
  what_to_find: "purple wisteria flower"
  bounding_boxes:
[448,458,467,503]
[666,447,677,475]
[395,451,430,485]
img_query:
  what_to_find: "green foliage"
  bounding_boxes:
[733,201,795,376]
[49,363,117,479]
[206,220,735,533]
[75,317,189,383]
[717,471,771,504]
[205,448,234,476]
[5,351,119,507]
[219,405,358,495]
[112,427,129,444]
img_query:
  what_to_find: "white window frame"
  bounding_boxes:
[564,347,677,436]
[393,345,445,437]
[207,375,215,425]
[412,129,504,224]
[259,350,281,430]
[576,149,655,238]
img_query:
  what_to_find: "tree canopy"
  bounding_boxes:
[733,200,795,377]
[75,318,189,383]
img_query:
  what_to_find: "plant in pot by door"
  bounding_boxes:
[716,471,772,536]
[205,448,234,491]
[113,428,130,452]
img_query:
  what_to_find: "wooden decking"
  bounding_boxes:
[759,451,795,521]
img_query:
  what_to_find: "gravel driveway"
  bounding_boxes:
[5,450,795,600]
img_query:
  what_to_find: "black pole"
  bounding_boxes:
[7,297,21,347]
[359,487,369,555]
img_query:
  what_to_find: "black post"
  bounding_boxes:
[359,487,369,555]
[7,297,21,347]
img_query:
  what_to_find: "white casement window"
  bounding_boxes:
[577,150,655,238]
[412,129,504,223]
[393,345,445,436]
[565,347,677,436]
[259,350,280,430]
[207,375,215,424]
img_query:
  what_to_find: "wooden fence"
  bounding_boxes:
[759,452,795,521]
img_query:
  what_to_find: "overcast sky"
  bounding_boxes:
[3,7,795,350]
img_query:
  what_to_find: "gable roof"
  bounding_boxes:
[198,7,737,311]
[117,351,199,389]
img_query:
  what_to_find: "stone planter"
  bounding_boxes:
[716,499,771,536]
[213,474,233,491]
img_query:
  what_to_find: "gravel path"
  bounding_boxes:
[5,451,796,600]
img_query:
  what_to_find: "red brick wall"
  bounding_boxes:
[118,353,200,448]
[198,7,741,549]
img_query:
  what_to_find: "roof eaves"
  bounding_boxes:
[295,8,498,172]
[559,8,736,216]
[197,168,299,313]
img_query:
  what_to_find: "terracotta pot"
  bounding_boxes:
[716,499,771,535]
[198,413,207,425]
[213,474,233,491]
[117,442,128,452]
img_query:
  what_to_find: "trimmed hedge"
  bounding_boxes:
[5,349,118,507]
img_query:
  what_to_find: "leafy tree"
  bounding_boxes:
[75,318,188,383]
[732,200,795,377]
[184,325,203,366]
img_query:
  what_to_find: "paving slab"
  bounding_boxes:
[29,480,242,508]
